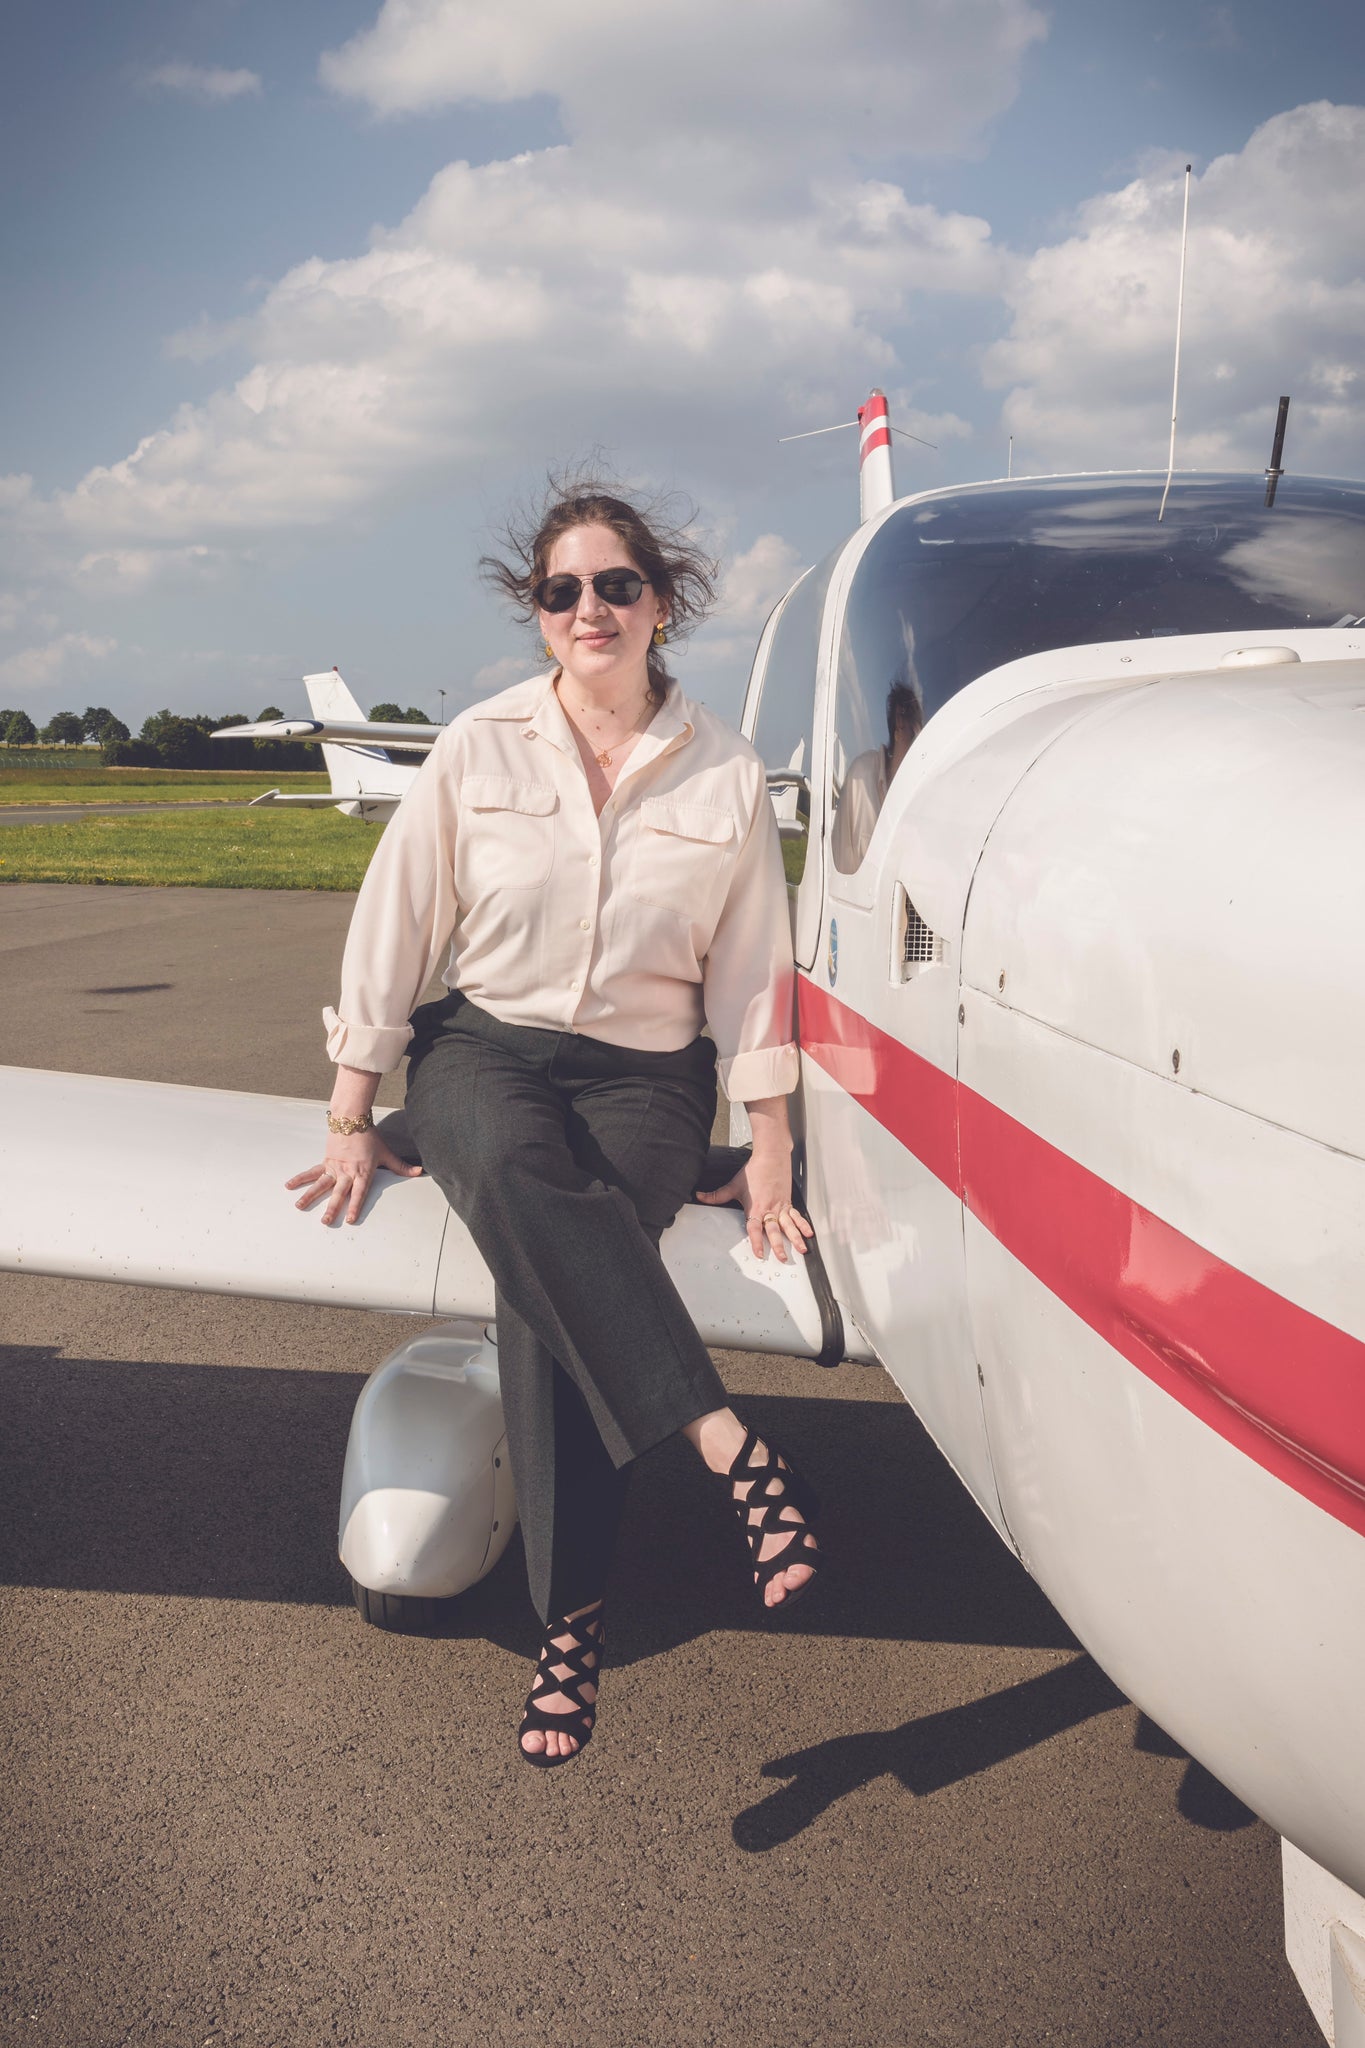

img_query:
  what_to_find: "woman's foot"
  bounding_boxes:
[518,1602,604,1766]
[685,1409,821,1609]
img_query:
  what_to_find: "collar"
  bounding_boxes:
[487,670,695,763]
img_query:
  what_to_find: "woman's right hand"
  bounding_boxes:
[286,1128,423,1226]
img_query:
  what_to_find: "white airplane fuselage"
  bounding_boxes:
[769,625,1365,1893]
[733,467,1365,2037]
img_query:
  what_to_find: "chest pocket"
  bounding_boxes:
[458,775,557,893]
[628,796,735,917]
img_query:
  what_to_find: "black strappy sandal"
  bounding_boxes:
[518,1605,604,1769]
[726,1427,823,1613]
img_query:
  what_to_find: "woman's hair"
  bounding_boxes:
[885,681,923,749]
[480,469,719,703]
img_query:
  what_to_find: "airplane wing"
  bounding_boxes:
[214,717,441,750]
[0,1067,861,1363]
[248,789,397,810]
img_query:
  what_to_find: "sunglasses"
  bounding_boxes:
[532,569,649,613]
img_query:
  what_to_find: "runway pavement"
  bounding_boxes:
[0,800,239,826]
[0,884,1319,2048]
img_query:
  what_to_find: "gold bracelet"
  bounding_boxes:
[326,1110,375,1136]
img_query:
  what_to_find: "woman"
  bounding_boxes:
[287,482,823,1768]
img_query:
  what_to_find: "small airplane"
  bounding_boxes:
[214,669,434,820]
[6,391,1365,2043]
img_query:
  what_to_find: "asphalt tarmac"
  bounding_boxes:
[0,884,1319,2048]
[0,800,238,826]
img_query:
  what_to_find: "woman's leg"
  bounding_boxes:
[496,1328,615,1759]
[493,1295,629,1622]
[407,1021,729,1472]
[407,1016,724,1758]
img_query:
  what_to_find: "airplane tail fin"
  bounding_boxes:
[304,668,367,723]
[302,668,407,810]
[858,390,896,523]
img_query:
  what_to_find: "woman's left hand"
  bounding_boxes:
[695,1156,814,1263]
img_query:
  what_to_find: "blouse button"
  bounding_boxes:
[579,918,591,931]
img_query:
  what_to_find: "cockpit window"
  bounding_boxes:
[843,473,1365,725]
[828,473,1365,875]
[750,546,839,886]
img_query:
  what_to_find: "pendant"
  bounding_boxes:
[595,748,613,768]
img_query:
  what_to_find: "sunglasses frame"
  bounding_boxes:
[532,568,650,614]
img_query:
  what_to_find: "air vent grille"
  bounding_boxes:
[904,899,940,965]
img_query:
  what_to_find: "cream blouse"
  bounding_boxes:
[323,672,799,1102]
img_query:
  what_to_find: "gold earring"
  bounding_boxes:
[543,640,554,660]
[653,623,666,647]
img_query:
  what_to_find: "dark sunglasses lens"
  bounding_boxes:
[536,575,581,613]
[594,570,644,606]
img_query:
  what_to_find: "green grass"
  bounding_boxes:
[0,747,106,770]
[0,805,382,889]
[781,830,809,888]
[0,765,330,804]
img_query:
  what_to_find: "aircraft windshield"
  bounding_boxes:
[842,473,1365,725]
[824,472,1365,874]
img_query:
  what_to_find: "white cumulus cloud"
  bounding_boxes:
[718,534,807,632]
[143,62,262,101]
[0,632,118,698]
[320,0,1045,162]
[8,3,1028,563]
[985,102,1365,478]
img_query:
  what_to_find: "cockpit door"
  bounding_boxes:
[792,509,1006,1530]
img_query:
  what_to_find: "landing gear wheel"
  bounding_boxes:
[350,1578,448,1632]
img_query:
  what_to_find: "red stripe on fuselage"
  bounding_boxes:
[798,976,1365,1539]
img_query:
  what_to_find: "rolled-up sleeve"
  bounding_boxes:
[703,775,799,1101]
[322,732,462,1072]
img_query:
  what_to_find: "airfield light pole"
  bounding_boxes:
[439,688,447,724]
[1157,163,1193,525]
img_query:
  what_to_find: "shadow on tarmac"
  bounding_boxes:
[732,1654,1126,1849]
[0,1349,1068,1648]
[1,1343,1256,1843]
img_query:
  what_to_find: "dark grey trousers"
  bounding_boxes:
[403,992,728,1621]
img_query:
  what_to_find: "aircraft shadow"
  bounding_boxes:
[1135,1711,1257,1832]
[731,1653,1126,1851]
[0,1347,1072,1653]
[1,1344,1255,1831]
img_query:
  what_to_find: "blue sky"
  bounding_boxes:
[3,0,1363,728]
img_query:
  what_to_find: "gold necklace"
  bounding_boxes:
[560,687,654,769]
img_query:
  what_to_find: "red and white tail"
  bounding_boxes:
[858,389,896,523]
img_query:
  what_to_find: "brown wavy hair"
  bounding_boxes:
[480,469,719,704]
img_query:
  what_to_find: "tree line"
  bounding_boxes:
[0,702,432,768]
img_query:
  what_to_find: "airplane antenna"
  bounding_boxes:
[1264,395,1290,507]
[778,421,937,450]
[778,421,858,441]
[1157,164,1193,524]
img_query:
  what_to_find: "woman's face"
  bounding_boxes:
[539,523,668,694]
